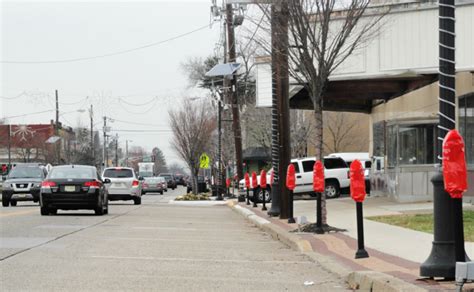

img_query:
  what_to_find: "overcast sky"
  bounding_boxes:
[1,0,225,166]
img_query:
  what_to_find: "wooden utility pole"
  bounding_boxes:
[90,104,94,164]
[115,134,119,167]
[103,116,107,168]
[274,1,290,219]
[55,89,60,165]
[226,3,244,181]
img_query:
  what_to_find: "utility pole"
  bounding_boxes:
[226,3,244,182]
[103,116,107,169]
[268,1,290,219]
[115,134,119,167]
[125,140,129,167]
[90,104,94,165]
[55,89,60,165]
[7,124,11,165]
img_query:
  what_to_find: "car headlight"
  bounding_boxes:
[2,182,12,189]
[34,183,41,188]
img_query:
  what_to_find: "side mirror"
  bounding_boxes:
[138,176,144,181]
[104,178,111,184]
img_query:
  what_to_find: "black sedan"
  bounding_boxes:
[40,165,110,216]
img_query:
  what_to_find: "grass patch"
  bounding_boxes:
[175,193,211,201]
[368,211,474,242]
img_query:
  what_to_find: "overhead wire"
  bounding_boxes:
[1,23,213,64]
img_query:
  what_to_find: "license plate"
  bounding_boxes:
[64,185,76,192]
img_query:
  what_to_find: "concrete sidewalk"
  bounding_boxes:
[231,196,474,291]
[294,196,474,264]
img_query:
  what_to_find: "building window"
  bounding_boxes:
[398,124,436,165]
[459,93,474,169]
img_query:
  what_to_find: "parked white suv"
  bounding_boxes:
[102,167,142,205]
[239,156,350,201]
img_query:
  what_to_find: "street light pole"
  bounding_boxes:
[420,0,468,278]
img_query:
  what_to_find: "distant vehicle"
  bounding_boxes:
[155,176,167,192]
[102,167,143,205]
[158,173,177,190]
[142,177,164,195]
[2,164,48,207]
[40,165,109,215]
[239,156,350,201]
[174,174,186,186]
[138,162,154,178]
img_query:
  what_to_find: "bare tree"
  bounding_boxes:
[322,112,367,154]
[260,0,386,227]
[169,100,216,194]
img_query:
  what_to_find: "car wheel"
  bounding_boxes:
[40,206,50,216]
[95,199,104,215]
[133,197,141,205]
[104,200,109,214]
[50,208,57,215]
[2,196,9,207]
[10,200,17,207]
[160,191,163,195]
[325,182,340,199]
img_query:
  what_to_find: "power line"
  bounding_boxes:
[1,109,54,120]
[1,24,212,64]
[118,96,157,106]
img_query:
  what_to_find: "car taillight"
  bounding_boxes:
[132,180,139,187]
[41,181,56,188]
[84,181,100,187]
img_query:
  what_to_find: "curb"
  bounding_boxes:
[229,203,427,292]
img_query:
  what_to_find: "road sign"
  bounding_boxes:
[200,153,210,169]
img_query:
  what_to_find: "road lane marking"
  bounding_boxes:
[0,209,37,218]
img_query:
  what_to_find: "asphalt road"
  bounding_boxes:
[1,186,347,291]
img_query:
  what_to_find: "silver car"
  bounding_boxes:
[142,177,164,195]
[102,167,142,205]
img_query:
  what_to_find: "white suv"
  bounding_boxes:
[239,156,350,201]
[102,167,142,205]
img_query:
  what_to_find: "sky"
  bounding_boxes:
[0,0,226,166]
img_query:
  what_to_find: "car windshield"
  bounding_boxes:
[103,169,134,178]
[8,167,43,179]
[145,178,159,183]
[49,167,95,179]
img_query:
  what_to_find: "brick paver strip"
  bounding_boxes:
[240,203,474,291]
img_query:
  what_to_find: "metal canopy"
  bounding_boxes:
[205,63,241,77]
[289,74,438,113]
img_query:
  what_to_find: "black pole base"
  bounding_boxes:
[267,183,281,217]
[355,249,369,259]
[288,217,296,224]
[420,172,471,278]
[420,241,456,278]
[246,190,250,205]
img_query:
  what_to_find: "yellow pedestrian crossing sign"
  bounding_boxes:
[200,153,210,169]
